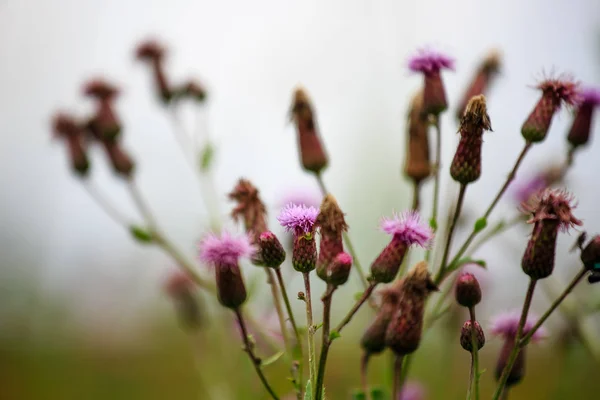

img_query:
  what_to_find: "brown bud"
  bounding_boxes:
[325,252,352,287]
[290,88,328,174]
[229,179,268,244]
[404,91,431,183]
[83,79,119,101]
[361,281,402,354]
[316,195,347,281]
[52,113,90,176]
[215,262,247,309]
[460,320,485,351]
[455,272,482,307]
[258,231,286,268]
[456,49,501,119]
[581,235,600,271]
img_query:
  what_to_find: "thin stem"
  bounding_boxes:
[315,285,336,400]
[302,272,317,395]
[469,307,480,400]
[435,184,468,284]
[275,268,304,395]
[333,282,377,334]
[361,352,371,400]
[265,269,291,350]
[127,178,158,230]
[82,181,132,227]
[430,117,442,235]
[500,388,510,400]
[392,355,404,400]
[447,142,533,281]
[466,354,474,400]
[492,279,537,400]
[399,353,414,387]
[520,268,588,347]
[234,309,280,400]
[315,173,369,291]
[412,181,421,210]
[467,214,524,257]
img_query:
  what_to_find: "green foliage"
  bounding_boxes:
[129,225,154,243]
[261,351,284,367]
[329,331,341,342]
[474,217,487,233]
[351,387,387,400]
[429,217,438,230]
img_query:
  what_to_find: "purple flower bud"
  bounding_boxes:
[567,87,600,148]
[409,49,455,115]
[455,272,482,308]
[258,231,286,268]
[325,252,353,287]
[460,320,485,351]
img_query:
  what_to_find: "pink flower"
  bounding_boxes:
[537,76,580,108]
[408,49,455,75]
[580,87,600,106]
[380,211,433,248]
[521,188,582,232]
[198,231,255,267]
[277,203,319,236]
[398,381,426,400]
[279,187,322,209]
[490,310,547,342]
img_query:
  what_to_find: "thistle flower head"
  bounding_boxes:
[579,87,600,106]
[277,203,318,236]
[408,49,455,75]
[490,311,547,342]
[198,232,255,267]
[83,78,119,100]
[521,188,582,232]
[380,211,433,248]
[536,76,580,108]
[258,231,286,268]
[229,179,268,239]
[135,39,166,61]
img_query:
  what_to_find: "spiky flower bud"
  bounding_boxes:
[456,49,501,119]
[521,77,580,143]
[361,281,402,354]
[229,179,268,245]
[315,194,348,281]
[408,49,455,115]
[455,272,482,308]
[258,231,286,268]
[567,87,600,148]
[460,320,485,351]
[370,211,433,283]
[199,232,255,309]
[278,203,318,273]
[385,262,438,355]
[450,95,492,184]
[290,88,328,173]
[83,79,122,141]
[135,39,172,103]
[52,113,90,176]
[521,189,581,280]
[325,252,352,287]
[491,311,546,387]
[404,91,431,183]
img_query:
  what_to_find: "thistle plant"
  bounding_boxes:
[48,37,600,400]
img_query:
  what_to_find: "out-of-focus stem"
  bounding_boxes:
[265,269,291,350]
[82,181,131,227]
[469,307,480,400]
[315,285,336,400]
[392,355,404,400]
[412,181,422,210]
[303,272,317,396]
[435,184,467,283]
[361,352,371,400]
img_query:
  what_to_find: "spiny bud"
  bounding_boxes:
[455,272,482,308]
[521,76,580,143]
[456,49,502,119]
[229,179,268,245]
[370,211,433,283]
[135,40,172,103]
[450,95,492,184]
[385,262,438,355]
[316,194,348,281]
[408,49,455,116]
[404,91,432,183]
[361,281,402,354]
[325,252,352,287]
[460,320,485,351]
[290,88,328,173]
[567,87,600,149]
[52,113,90,176]
[521,189,581,279]
[258,231,286,268]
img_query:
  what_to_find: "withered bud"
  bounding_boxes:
[450,95,492,184]
[290,87,328,174]
[404,91,432,183]
[258,231,286,268]
[460,320,486,351]
[325,252,352,287]
[455,272,482,308]
[135,40,166,61]
[361,280,403,354]
[456,49,502,119]
[229,179,268,244]
[316,194,347,281]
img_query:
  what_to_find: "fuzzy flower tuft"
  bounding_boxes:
[537,76,580,108]
[380,211,433,248]
[490,311,547,342]
[277,203,319,236]
[198,232,255,267]
[408,49,455,75]
[580,87,600,106]
[521,188,582,232]
[399,381,426,400]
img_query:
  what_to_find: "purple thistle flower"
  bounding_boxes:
[408,49,455,75]
[513,174,547,204]
[398,381,426,400]
[490,310,547,342]
[380,210,433,248]
[536,76,581,108]
[580,87,600,106]
[521,188,582,232]
[198,231,255,268]
[277,203,319,236]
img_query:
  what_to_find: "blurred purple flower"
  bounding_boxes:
[490,310,547,342]
[398,381,426,400]
[279,187,322,209]
[580,87,600,106]
[198,231,255,268]
[408,49,455,75]
[381,210,433,248]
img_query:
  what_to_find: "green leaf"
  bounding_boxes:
[354,291,364,301]
[199,142,215,172]
[474,217,487,233]
[130,225,154,243]
[314,322,323,332]
[429,217,438,230]
[261,351,284,367]
[304,381,312,400]
[454,258,487,270]
[329,331,341,341]
[351,391,366,400]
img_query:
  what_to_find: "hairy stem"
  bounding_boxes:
[493,279,537,400]
[435,184,467,284]
[234,309,280,400]
[303,272,317,396]
[315,285,336,400]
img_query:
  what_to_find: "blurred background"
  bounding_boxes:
[1,0,600,398]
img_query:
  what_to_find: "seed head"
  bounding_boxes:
[460,320,486,351]
[455,272,482,308]
[277,203,318,237]
[229,179,268,242]
[361,280,403,354]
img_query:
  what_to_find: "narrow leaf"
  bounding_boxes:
[304,380,312,400]
[474,217,487,233]
[329,331,341,341]
[261,351,284,367]
[130,225,154,244]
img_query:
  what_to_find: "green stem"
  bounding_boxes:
[466,214,524,257]
[265,269,291,351]
[333,282,377,334]
[82,181,132,227]
[392,355,404,400]
[315,285,336,400]
[426,117,442,264]
[435,184,467,284]
[446,142,533,282]
[492,279,537,400]
[469,307,480,400]
[302,272,317,396]
[234,309,281,400]
[361,352,371,400]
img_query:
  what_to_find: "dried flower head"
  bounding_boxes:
[459,95,492,132]
[460,320,486,352]
[229,179,268,242]
[52,112,90,176]
[380,211,433,247]
[163,270,202,330]
[198,232,255,268]
[408,49,455,75]
[316,194,348,233]
[135,40,166,61]
[409,49,455,115]
[83,78,120,100]
[521,188,582,232]
[277,203,319,237]
[490,311,547,342]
